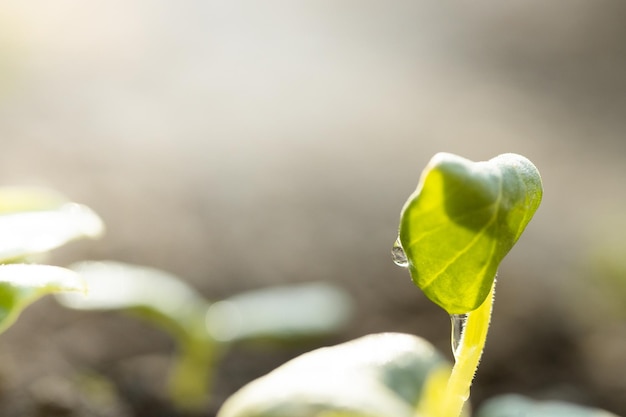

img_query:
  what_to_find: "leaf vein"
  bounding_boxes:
[419,174,504,292]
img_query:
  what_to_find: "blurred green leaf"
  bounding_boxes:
[217,333,450,417]
[0,264,85,334]
[56,261,214,411]
[398,153,542,314]
[476,394,620,417]
[206,282,352,343]
[0,187,102,335]
[0,202,104,262]
[57,261,209,335]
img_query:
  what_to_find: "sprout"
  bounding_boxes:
[0,186,102,335]
[56,261,353,411]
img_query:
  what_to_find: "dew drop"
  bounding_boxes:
[391,237,408,268]
[450,313,468,361]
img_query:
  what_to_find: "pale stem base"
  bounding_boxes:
[442,282,495,417]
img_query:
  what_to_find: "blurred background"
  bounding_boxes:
[0,1,625,416]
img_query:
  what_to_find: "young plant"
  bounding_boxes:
[215,152,549,417]
[394,153,542,417]
[55,260,352,412]
[0,186,103,335]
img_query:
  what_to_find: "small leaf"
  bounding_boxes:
[56,261,214,411]
[206,282,352,342]
[398,153,542,314]
[217,333,451,417]
[0,264,85,334]
[476,394,620,417]
[57,261,209,336]
[0,203,104,262]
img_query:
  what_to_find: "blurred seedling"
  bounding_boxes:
[55,261,353,412]
[213,153,613,417]
[0,185,353,413]
[0,186,103,335]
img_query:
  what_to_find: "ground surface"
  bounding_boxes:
[0,1,625,416]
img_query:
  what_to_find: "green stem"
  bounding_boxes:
[443,282,495,417]
[168,334,221,411]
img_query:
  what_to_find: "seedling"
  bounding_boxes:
[56,260,352,411]
[394,153,542,417]
[214,153,617,417]
[0,185,352,412]
[0,186,103,335]
[0,165,617,416]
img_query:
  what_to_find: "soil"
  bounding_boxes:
[0,1,625,416]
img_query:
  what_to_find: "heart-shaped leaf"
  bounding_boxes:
[217,333,451,417]
[398,153,542,314]
[0,264,86,334]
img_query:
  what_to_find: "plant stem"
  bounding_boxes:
[168,333,220,411]
[443,282,495,417]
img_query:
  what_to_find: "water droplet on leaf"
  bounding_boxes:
[391,237,408,268]
[450,313,468,361]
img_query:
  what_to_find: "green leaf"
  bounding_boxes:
[476,394,620,417]
[217,333,451,417]
[56,261,215,411]
[0,203,104,262]
[206,282,352,342]
[398,153,542,314]
[56,261,209,335]
[0,264,86,334]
